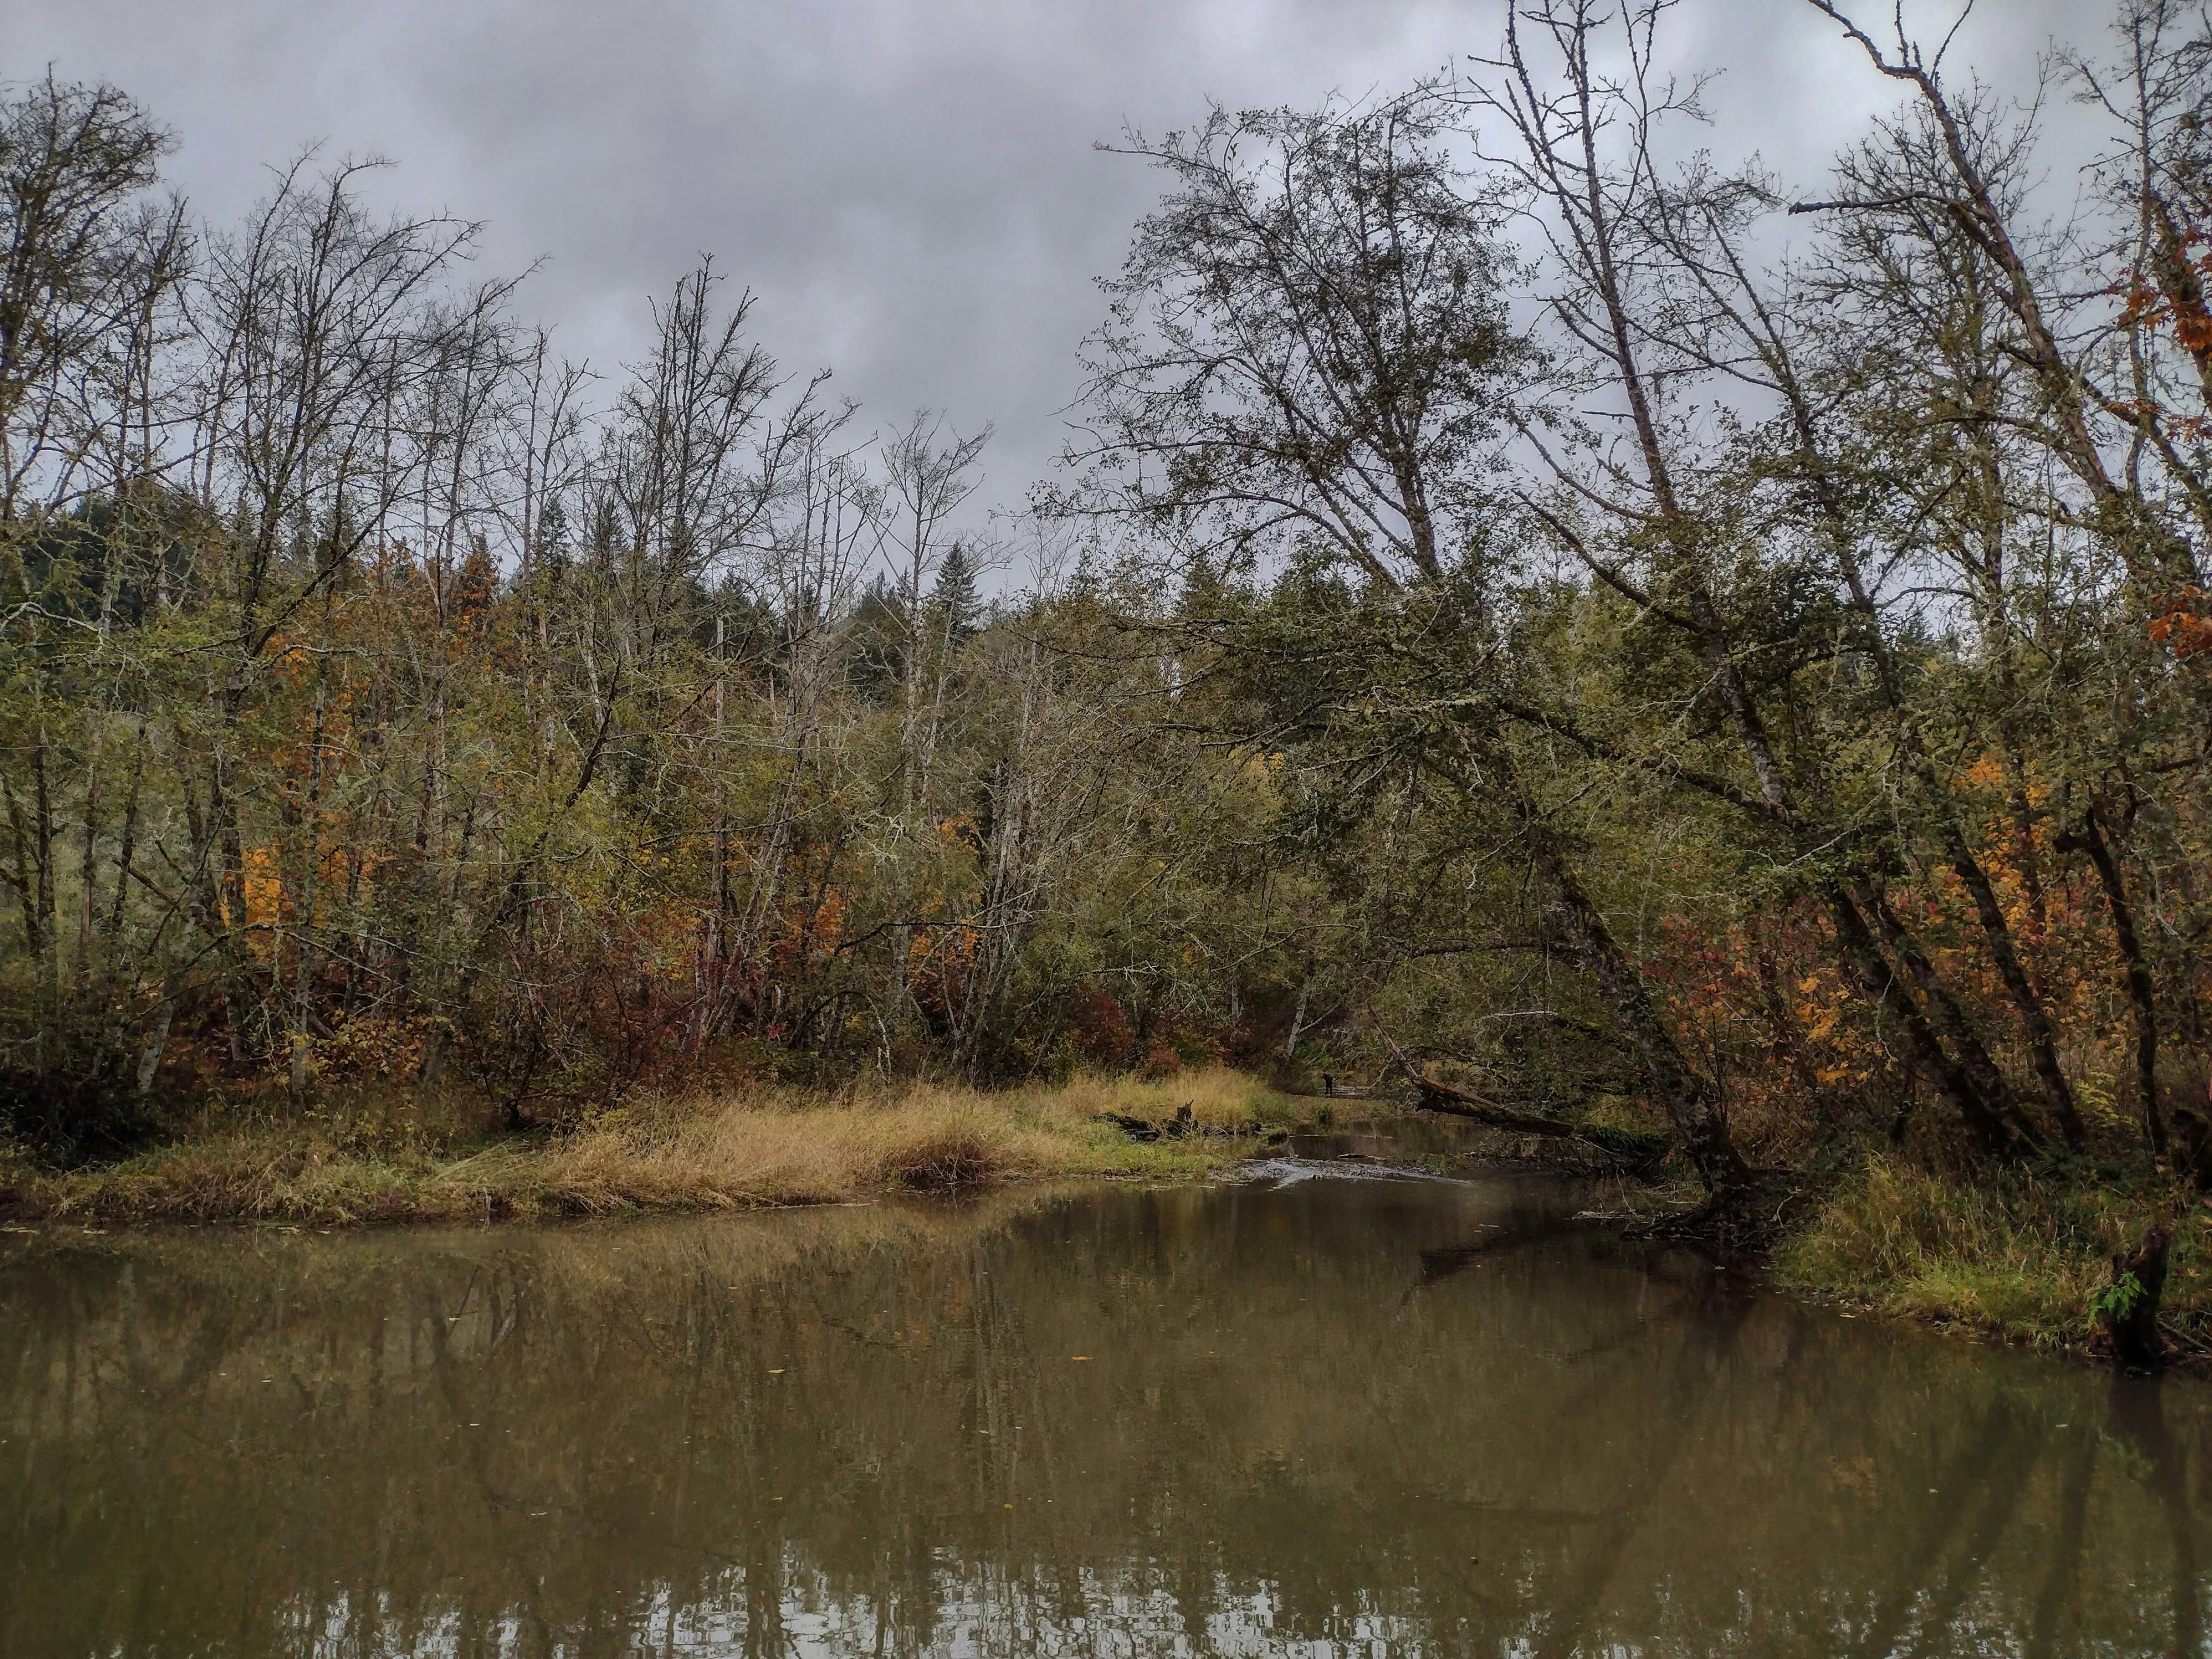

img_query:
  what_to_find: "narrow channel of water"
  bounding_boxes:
[3,1166,2207,1656]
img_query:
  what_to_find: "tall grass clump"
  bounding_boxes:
[1776,1156,2212,1350]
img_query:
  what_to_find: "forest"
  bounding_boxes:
[4,0,2211,1317]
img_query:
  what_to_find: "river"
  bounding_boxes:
[3,1156,2207,1656]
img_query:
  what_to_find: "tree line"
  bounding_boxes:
[5,1,2211,1215]
[0,80,1293,1152]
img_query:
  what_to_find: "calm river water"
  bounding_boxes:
[5,1161,2212,1657]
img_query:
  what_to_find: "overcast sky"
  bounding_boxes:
[11,0,2086,539]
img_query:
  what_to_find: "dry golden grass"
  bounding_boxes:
[0,1069,1353,1227]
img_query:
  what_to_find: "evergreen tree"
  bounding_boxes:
[929,540,980,650]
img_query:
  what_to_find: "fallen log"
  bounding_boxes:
[1369,1016,1671,1166]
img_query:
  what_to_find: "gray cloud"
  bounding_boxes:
[9,0,2094,533]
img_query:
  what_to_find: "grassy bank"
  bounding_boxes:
[24,1069,2179,1367]
[0,1070,1369,1228]
[1773,1155,2212,1359]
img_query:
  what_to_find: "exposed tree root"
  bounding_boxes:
[1623,1169,1823,1260]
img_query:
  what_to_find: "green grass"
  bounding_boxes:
[1774,1154,2212,1354]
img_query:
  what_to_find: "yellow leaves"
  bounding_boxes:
[239,843,287,934]
[2074,1073,2123,1128]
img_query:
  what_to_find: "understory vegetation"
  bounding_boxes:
[7,5,2212,1350]
[1778,1160,2212,1354]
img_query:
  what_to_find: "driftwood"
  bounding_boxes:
[1096,1103,1269,1144]
[1369,1016,1671,1166]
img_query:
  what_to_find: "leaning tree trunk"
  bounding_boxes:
[1508,790,1749,1206]
[2069,811,2163,1157]
[1371,1017,1670,1167]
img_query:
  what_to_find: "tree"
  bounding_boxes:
[1066,91,1753,1202]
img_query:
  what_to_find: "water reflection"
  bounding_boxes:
[3,1170,2209,1657]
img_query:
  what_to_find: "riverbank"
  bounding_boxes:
[0,1070,1368,1227]
[1445,1134,2212,1363]
[12,1083,2194,1364]
[1770,1155,2212,1362]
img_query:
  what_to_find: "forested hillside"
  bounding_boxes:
[6,1,2211,1245]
